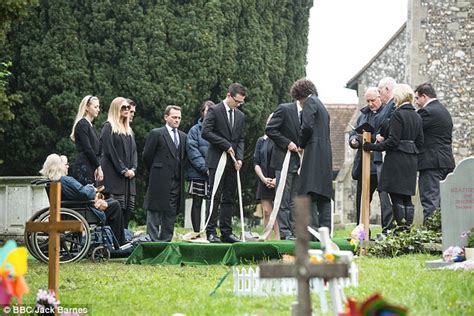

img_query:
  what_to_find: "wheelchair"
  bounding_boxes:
[24,179,121,263]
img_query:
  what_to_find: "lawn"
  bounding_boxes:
[15,225,474,315]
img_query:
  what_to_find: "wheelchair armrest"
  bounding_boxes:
[31,179,51,186]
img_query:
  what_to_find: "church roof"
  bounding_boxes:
[327,103,359,171]
[346,22,407,90]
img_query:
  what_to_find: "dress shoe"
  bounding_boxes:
[207,234,222,243]
[281,235,296,241]
[221,234,241,243]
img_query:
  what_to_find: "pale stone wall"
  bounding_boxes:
[407,0,473,161]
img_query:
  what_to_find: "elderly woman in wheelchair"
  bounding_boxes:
[26,153,127,263]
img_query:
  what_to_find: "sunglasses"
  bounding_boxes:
[121,105,131,111]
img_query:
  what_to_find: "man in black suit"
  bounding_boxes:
[202,83,246,243]
[265,81,306,240]
[376,77,397,234]
[143,105,187,242]
[415,83,455,222]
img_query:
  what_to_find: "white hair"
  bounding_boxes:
[378,77,397,91]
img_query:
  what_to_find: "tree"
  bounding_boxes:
[2,0,313,223]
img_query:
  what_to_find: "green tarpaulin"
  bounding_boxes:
[126,239,353,266]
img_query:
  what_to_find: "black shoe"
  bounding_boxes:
[221,234,241,243]
[281,235,296,241]
[207,234,222,243]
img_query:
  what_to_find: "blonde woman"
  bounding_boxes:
[100,97,137,228]
[70,95,103,185]
[363,84,424,227]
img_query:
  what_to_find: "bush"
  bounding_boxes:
[368,209,442,257]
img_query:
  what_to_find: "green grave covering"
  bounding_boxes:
[126,239,353,266]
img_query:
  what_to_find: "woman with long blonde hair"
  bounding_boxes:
[70,95,103,185]
[100,97,137,228]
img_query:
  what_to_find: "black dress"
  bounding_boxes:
[71,118,101,185]
[253,136,275,200]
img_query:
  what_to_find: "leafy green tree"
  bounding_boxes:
[2,0,313,224]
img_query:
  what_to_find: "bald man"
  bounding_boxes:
[350,87,392,233]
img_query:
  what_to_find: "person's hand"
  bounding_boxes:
[95,166,104,182]
[287,142,298,152]
[227,147,235,157]
[350,138,360,148]
[363,142,376,152]
[234,160,242,171]
[376,134,385,143]
[124,169,135,179]
[94,197,108,211]
[269,178,276,188]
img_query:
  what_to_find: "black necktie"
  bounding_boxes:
[228,109,234,128]
[298,110,302,126]
[172,128,179,148]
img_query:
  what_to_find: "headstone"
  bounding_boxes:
[440,157,474,250]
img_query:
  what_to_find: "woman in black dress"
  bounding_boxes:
[363,84,424,228]
[100,97,137,228]
[70,95,103,185]
[253,113,279,240]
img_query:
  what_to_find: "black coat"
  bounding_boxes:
[99,122,137,196]
[186,119,209,181]
[202,102,245,168]
[71,118,101,185]
[417,99,455,171]
[142,126,187,212]
[298,96,333,199]
[265,102,301,171]
[365,103,424,195]
[349,105,386,180]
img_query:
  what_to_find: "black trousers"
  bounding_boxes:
[146,177,181,242]
[309,193,332,235]
[206,162,237,237]
[104,199,126,246]
[109,193,135,229]
[419,168,452,221]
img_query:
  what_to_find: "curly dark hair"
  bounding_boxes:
[290,79,318,100]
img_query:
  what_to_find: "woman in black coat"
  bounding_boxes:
[363,84,424,227]
[100,97,137,228]
[70,95,103,185]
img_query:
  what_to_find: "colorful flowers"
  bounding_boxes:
[350,224,367,251]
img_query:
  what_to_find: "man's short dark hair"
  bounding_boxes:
[415,82,437,98]
[290,79,318,100]
[228,83,247,97]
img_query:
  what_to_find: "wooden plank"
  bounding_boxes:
[25,221,83,232]
[260,262,349,279]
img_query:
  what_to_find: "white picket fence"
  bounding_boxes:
[232,253,358,314]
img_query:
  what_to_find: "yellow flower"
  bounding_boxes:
[324,254,335,262]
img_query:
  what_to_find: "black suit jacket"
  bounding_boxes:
[202,102,245,168]
[417,99,455,170]
[266,102,301,171]
[142,126,187,212]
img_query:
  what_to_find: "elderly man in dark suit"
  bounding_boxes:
[265,80,309,240]
[295,79,333,233]
[143,105,187,242]
[415,83,455,223]
[202,83,246,243]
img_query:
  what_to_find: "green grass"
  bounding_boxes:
[21,246,474,315]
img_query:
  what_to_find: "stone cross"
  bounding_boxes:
[25,181,83,297]
[259,196,349,315]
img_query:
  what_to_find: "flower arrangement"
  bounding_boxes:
[460,227,474,248]
[35,288,60,315]
[442,246,464,262]
[350,224,367,252]
[0,240,29,306]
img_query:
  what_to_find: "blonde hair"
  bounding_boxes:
[107,97,132,135]
[393,84,415,107]
[70,95,99,141]
[39,154,67,181]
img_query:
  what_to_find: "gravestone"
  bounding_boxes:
[440,157,474,251]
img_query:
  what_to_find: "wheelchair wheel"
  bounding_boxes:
[32,208,91,264]
[91,246,110,262]
[24,207,50,261]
